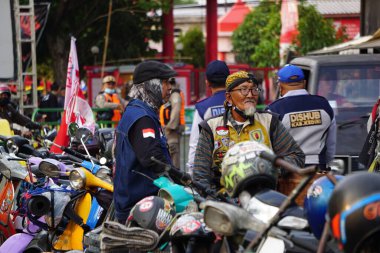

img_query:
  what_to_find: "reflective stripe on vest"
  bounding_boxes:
[104,93,122,122]
[159,90,185,127]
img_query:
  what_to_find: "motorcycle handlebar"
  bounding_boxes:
[150,156,192,184]
[63,153,83,163]
[259,151,317,175]
[59,145,100,164]
[60,146,87,160]
[150,156,232,203]
[14,153,30,159]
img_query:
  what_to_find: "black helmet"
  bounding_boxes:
[0,84,11,96]
[128,196,175,235]
[221,141,278,197]
[327,172,380,253]
[0,84,11,106]
[170,212,215,241]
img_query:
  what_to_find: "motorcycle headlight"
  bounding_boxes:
[328,159,345,174]
[69,169,86,190]
[95,167,112,184]
[246,197,279,224]
[203,206,233,235]
[6,139,18,154]
[277,216,308,230]
[202,200,266,237]
[39,160,61,178]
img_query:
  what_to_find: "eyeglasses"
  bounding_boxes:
[230,87,262,96]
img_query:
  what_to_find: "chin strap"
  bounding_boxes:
[232,106,254,124]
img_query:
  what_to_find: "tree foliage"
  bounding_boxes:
[296,4,346,55]
[176,27,205,68]
[174,0,197,5]
[232,0,346,67]
[232,3,278,65]
[37,0,170,85]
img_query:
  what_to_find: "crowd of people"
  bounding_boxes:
[2,59,380,252]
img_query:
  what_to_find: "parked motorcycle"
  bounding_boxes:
[0,147,34,244]
[1,126,113,252]
[202,141,319,253]
[99,156,233,253]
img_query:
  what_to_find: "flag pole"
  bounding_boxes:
[101,0,113,79]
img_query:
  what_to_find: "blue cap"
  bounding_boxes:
[278,64,305,83]
[206,60,230,85]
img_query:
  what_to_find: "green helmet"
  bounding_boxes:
[221,141,278,197]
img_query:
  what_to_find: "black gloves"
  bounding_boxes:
[25,121,41,130]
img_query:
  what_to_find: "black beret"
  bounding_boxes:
[133,60,177,84]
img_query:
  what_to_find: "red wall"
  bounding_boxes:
[333,17,360,40]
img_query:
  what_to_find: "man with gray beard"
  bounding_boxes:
[193,71,305,195]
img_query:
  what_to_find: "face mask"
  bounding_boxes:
[233,106,255,120]
[104,88,115,94]
[0,97,10,106]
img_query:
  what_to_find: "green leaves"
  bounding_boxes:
[232,0,347,66]
[38,0,169,84]
[176,27,205,67]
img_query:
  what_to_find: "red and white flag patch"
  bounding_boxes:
[142,128,155,139]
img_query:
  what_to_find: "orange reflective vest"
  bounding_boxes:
[104,93,122,122]
[160,90,185,127]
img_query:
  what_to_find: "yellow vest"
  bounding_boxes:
[203,112,273,170]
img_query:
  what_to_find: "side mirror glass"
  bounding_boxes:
[75,127,93,143]
[68,123,79,137]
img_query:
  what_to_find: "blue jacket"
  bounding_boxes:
[195,90,226,120]
[114,99,171,221]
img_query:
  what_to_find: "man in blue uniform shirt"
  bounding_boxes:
[186,60,230,175]
[113,61,176,224]
[266,64,336,170]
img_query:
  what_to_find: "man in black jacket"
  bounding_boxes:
[0,84,40,133]
[40,82,61,122]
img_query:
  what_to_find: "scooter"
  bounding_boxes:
[0,148,35,244]
[99,157,231,253]
[202,151,319,253]
[22,127,113,252]
[0,126,112,252]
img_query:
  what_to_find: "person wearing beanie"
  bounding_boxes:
[193,70,305,195]
[186,60,230,175]
[266,64,336,171]
[113,60,177,224]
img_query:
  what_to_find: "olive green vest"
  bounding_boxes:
[203,112,274,170]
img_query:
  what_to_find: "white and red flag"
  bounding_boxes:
[50,37,95,153]
[279,0,299,65]
[142,128,155,139]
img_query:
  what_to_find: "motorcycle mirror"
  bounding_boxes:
[0,148,11,179]
[68,123,79,138]
[201,200,266,236]
[75,127,93,143]
[76,127,96,169]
